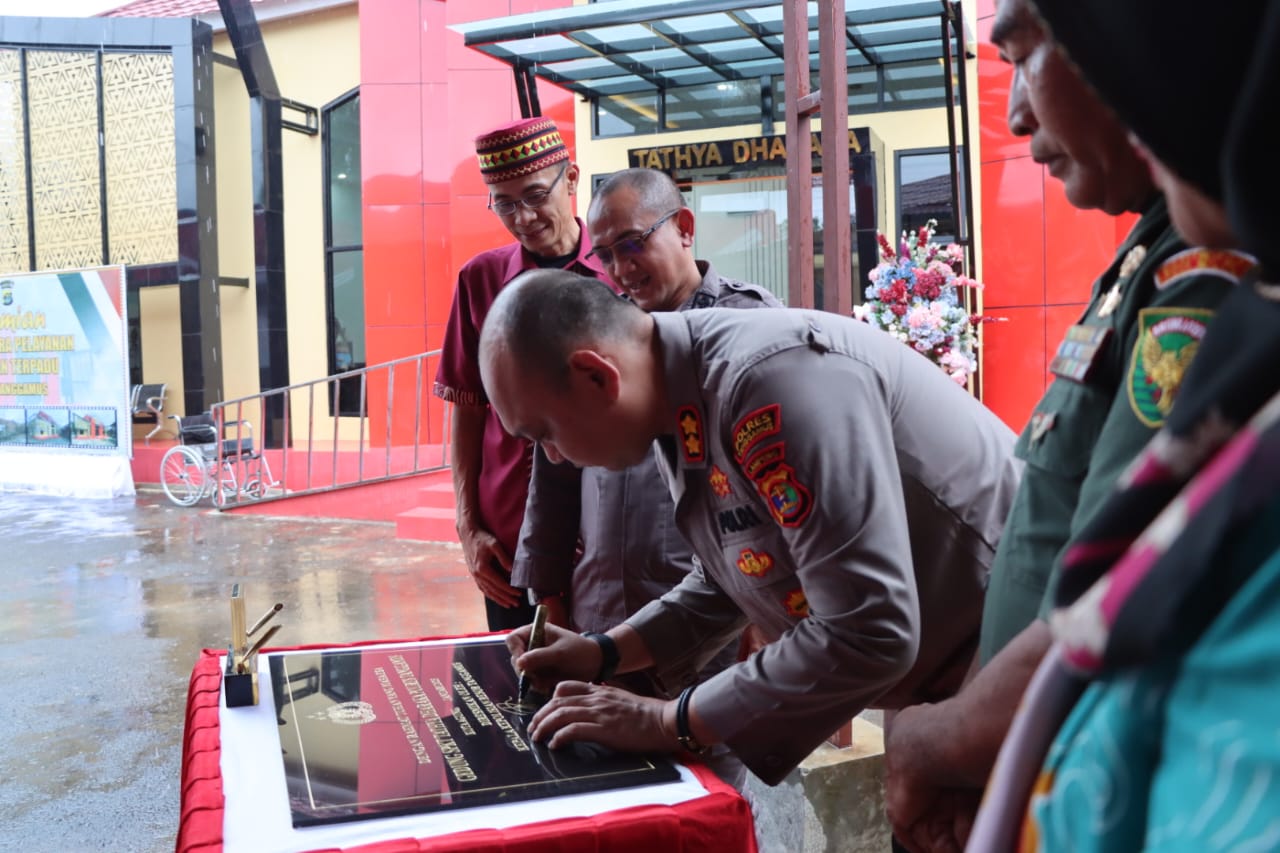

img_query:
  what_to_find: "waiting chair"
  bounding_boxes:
[130,383,167,444]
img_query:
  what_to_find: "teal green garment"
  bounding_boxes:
[1029,498,1280,851]
[979,198,1236,662]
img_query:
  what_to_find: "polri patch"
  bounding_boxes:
[732,404,781,462]
[736,548,775,578]
[718,504,765,535]
[783,589,809,619]
[756,462,813,528]
[1128,308,1212,426]
[1049,324,1112,383]
[1154,248,1255,289]
[677,405,705,464]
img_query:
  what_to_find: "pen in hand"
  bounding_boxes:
[518,603,549,704]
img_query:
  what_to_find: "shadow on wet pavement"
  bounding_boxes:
[0,489,487,852]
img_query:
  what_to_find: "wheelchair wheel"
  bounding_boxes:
[243,478,266,499]
[160,445,209,506]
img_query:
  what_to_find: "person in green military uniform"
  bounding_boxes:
[882,0,1252,848]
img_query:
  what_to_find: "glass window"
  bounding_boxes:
[595,91,659,137]
[665,78,761,131]
[896,147,964,244]
[323,90,365,416]
[883,58,951,106]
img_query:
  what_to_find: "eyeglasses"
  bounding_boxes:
[586,209,682,267]
[487,164,569,216]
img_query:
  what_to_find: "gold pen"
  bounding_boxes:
[518,604,549,703]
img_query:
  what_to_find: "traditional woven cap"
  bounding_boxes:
[475,117,568,185]
[1029,0,1266,202]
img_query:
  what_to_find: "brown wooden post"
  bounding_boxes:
[818,0,851,316]
[782,0,814,309]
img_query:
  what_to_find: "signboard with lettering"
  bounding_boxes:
[0,267,128,454]
[628,128,872,172]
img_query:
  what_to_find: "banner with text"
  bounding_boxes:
[0,267,134,497]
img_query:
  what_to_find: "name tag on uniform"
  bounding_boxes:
[1049,324,1112,382]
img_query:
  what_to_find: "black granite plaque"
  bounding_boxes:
[266,639,680,827]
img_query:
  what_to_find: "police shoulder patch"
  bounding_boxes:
[676,405,705,464]
[732,404,781,462]
[1153,248,1255,290]
[1128,307,1213,426]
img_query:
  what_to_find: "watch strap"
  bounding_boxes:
[580,631,619,683]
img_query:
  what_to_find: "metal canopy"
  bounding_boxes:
[453,0,955,100]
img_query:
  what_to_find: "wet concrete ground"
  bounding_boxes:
[0,489,484,852]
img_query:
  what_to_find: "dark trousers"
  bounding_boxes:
[484,591,536,631]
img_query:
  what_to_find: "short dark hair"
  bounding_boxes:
[589,168,685,223]
[481,269,645,389]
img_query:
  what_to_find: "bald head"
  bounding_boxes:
[480,269,648,392]
[479,269,663,470]
[589,168,685,222]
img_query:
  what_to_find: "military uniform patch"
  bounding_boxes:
[732,404,781,462]
[756,462,813,528]
[1049,324,1112,382]
[1128,308,1212,426]
[1153,248,1255,290]
[708,465,732,498]
[736,548,775,578]
[783,589,809,619]
[677,405,705,463]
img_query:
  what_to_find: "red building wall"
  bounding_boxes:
[973,0,1136,430]
[358,0,577,443]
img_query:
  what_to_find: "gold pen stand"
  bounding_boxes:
[223,584,281,708]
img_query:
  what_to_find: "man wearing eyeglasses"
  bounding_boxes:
[510,171,778,785]
[433,117,611,632]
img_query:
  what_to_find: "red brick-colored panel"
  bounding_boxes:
[363,204,426,328]
[512,0,576,13]
[419,0,449,83]
[975,0,995,18]
[361,85,424,206]
[449,199,513,273]
[360,0,421,85]
[976,17,1028,164]
[1044,176,1122,305]
[427,322,448,353]
[981,305,1047,431]
[366,323,429,367]
[448,69,519,198]
[423,203,453,326]
[421,83,451,204]
[980,156,1045,308]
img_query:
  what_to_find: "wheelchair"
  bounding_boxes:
[159,412,278,507]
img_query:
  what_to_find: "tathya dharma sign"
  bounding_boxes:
[628,128,871,171]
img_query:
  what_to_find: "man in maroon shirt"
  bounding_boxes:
[433,117,610,631]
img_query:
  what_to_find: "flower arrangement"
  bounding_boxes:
[855,219,985,385]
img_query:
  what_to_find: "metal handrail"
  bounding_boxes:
[210,350,451,509]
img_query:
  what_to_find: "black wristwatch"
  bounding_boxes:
[580,631,619,683]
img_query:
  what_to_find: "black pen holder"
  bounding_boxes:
[224,647,260,708]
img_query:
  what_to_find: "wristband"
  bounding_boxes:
[675,685,711,756]
[580,631,619,683]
